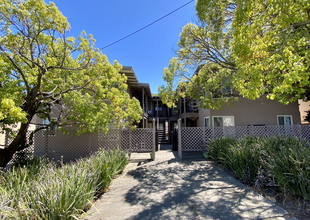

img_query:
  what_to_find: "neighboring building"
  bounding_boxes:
[120,67,176,143]
[5,65,302,150]
[119,66,151,129]
[146,96,178,143]
[175,64,301,128]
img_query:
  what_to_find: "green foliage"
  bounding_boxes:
[160,0,310,108]
[11,147,34,167]
[0,0,142,133]
[208,136,310,199]
[0,148,129,219]
[232,0,310,103]
[262,136,310,200]
[208,136,236,164]
[0,0,142,167]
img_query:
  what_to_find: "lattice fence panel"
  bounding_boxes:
[181,127,204,151]
[5,131,35,167]
[2,127,155,168]
[130,128,153,152]
[33,129,95,163]
[98,129,122,151]
[121,129,130,151]
[181,125,310,152]
[300,125,310,145]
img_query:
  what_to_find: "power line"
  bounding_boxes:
[100,0,195,50]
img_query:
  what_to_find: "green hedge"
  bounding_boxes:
[208,136,310,200]
[0,148,129,219]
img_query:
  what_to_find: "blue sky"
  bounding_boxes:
[45,0,197,94]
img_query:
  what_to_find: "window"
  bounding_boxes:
[277,115,293,135]
[155,103,162,111]
[212,116,235,138]
[213,86,232,99]
[204,117,210,127]
[213,116,234,127]
[277,115,293,125]
[148,102,152,114]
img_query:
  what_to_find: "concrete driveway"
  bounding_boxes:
[85,146,295,220]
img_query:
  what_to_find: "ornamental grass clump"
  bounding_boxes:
[0,148,129,219]
[208,137,236,165]
[208,135,310,200]
[262,136,310,200]
[209,136,263,184]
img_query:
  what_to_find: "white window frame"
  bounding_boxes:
[277,115,293,135]
[212,116,235,127]
[148,102,152,114]
[204,117,210,127]
[212,116,235,138]
[277,115,293,125]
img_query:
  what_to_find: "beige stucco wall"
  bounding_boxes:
[201,96,301,126]
[298,100,310,124]
[198,108,211,127]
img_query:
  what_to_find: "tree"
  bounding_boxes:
[159,0,237,108]
[159,0,310,108]
[0,0,142,168]
[231,0,310,103]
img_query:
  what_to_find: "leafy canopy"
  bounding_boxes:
[159,0,310,108]
[0,0,142,135]
[232,0,310,103]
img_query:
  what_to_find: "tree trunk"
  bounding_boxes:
[0,97,39,168]
[0,122,30,168]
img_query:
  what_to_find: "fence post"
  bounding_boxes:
[153,119,156,160]
[178,119,182,159]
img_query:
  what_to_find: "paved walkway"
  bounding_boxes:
[85,145,296,220]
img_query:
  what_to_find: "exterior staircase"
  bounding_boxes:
[157,130,170,144]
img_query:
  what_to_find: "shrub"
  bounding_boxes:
[0,148,129,219]
[208,137,236,165]
[208,135,310,200]
[209,136,262,184]
[262,136,310,200]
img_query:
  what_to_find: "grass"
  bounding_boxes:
[0,148,129,219]
[208,135,310,200]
